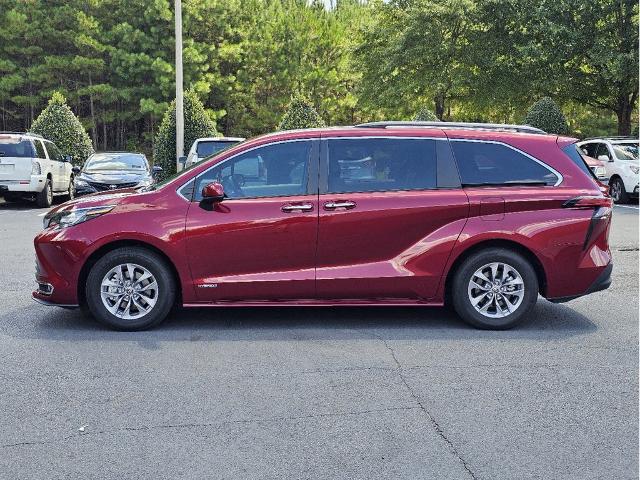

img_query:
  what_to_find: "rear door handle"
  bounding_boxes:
[324,201,356,210]
[281,203,314,213]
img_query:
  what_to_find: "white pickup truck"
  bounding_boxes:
[0,132,74,207]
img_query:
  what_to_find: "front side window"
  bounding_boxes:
[450,141,559,186]
[45,142,63,161]
[595,143,612,161]
[194,140,312,201]
[327,138,437,194]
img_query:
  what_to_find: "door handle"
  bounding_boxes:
[281,203,314,213]
[324,200,356,210]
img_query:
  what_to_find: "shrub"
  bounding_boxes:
[30,91,94,165]
[278,94,326,130]
[154,89,217,180]
[413,107,439,121]
[524,97,569,134]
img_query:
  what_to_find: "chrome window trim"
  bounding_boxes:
[176,137,316,202]
[449,138,564,186]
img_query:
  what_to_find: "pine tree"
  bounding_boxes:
[278,94,326,130]
[153,90,217,179]
[30,92,94,165]
[524,97,570,134]
[413,107,439,121]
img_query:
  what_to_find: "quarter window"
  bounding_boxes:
[450,141,558,186]
[34,140,47,159]
[45,142,63,161]
[327,138,437,194]
[194,140,312,201]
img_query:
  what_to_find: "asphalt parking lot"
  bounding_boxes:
[0,200,638,479]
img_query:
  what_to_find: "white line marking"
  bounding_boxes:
[614,205,640,210]
[37,212,47,217]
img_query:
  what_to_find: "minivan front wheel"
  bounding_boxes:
[451,248,538,329]
[85,247,175,330]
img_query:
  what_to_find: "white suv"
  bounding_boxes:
[577,137,639,203]
[0,132,74,207]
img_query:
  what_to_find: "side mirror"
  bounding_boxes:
[597,154,611,162]
[152,165,163,175]
[72,166,81,175]
[64,155,72,163]
[201,182,224,202]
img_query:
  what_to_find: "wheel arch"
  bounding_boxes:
[77,239,183,307]
[444,238,547,303]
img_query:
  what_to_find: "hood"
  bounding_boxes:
[79,170,149,183]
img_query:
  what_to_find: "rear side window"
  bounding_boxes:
[450,141,558,186]
[0,139,35,158]
[45,142,64,161]
[562,144,597,180]
[327,138,437,194]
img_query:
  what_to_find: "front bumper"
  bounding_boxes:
[548,263,613,303]
[0,175,47,194]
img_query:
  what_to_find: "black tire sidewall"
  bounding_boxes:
[85,247,175,330]
[452,248,538,330]
[36,179,52,208]
[612,178,629,204]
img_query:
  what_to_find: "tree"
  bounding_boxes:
[524,97,569,134]
[30,92,94,165]
[414,107,439,121]
[278,94,326,130]
[153,89,216,179]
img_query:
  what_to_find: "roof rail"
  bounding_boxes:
[355,121,546,134]
[0,131,45,139]
[582,136,638,141]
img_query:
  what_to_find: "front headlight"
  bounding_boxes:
[137,178,152,188]
[594,166,606,177]
[43,205,116,230]
[629,165,639,175]
[75,178,89,187]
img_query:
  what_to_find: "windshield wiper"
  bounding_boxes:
[461,180,550,187]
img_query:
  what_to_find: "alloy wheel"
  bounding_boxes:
[610,180,621,202]
[100,263,158,320]
[467,262,525,318]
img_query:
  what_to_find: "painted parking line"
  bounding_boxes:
[37,212,47,217]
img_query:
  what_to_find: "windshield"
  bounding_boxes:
[85,153,148,172]
[197,140,239,158]
[612,143,639,161]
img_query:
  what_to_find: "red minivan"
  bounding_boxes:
[33,122,613,331]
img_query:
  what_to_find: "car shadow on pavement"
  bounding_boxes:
[6,297,597,345]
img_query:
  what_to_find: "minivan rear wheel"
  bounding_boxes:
[85,247,175,330]
[451,248,538,329]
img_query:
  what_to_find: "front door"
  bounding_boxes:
[315,135,469,301]
[185,139,319,302]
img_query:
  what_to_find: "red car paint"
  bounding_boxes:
[33,126,612,309]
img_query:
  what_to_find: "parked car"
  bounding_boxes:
[34,121,613,331]
[0,132,74,207]
[581,154,608,182]
[73,152,161,196]
[184,137,245,168]
[577,137,639,203]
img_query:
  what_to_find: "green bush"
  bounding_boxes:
[278,94,326,130]
[154,90,217,180]
[524,97,569,134]
[30,92,94,165]
[413,107,439,121]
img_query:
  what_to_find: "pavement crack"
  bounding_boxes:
[0,405,419,450]
[370,332,478,480]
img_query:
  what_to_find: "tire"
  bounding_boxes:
[609,177,629,204]
[451,248,538,330]
[36,178,53,208]
[85,247,176,331]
